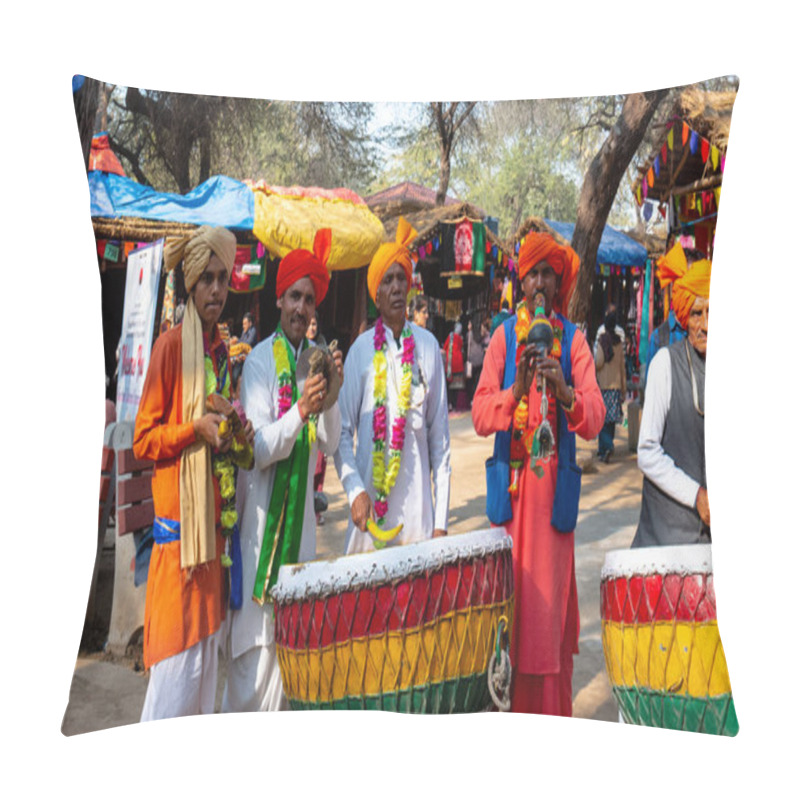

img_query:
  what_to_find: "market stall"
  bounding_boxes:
[376,202,511,343]
[88,135,385,398]
[631,87,733,258]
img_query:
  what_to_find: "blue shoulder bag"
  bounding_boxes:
[484,318,517,525]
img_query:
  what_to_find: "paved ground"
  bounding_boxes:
[62,410,641,735]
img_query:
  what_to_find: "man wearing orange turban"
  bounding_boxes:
[644,243,707,382]
[335,216,451,554]
[472,230,605,717]
[221,229,343,713]
[134,225,255,721]
[633,249,712,548]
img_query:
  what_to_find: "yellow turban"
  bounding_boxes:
[164,225,237,569]
[656,243,712,330]
[368,216,417,302]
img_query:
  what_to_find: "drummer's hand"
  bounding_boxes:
[696,487,710,527]
[351,491,372,532]
[242,418,255,446]
[332,348,344,381]
[433,528,447,538]
[298,373,327,419]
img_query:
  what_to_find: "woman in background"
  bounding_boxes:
[594,306,627,463]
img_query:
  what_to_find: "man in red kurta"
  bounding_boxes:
[133,225,253,721]
[472,233,604,716]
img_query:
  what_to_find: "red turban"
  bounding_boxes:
[517,232,580,316]
[368,216,417,302]
[276,228,332,304]
[657,243,712,329]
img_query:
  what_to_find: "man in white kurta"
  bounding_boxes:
[334,216,451,553]
[221,229,342,711]
[335,321,450,553]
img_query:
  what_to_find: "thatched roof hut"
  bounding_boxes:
[508,216,570,250]
[631,87,736,204]
[365,181,462,220]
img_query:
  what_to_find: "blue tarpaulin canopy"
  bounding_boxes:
[88,172,255,231]
[544,218,647,270]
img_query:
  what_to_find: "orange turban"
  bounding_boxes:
[368,216,417,302]
[517,232,580,316]
[276,228,332,304]
[656,243,712,329]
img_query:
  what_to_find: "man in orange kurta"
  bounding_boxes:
[133,225,252,721]
[472,233,604,716]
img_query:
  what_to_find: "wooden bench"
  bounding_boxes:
[106,420,153,658]
[85,440,117,626]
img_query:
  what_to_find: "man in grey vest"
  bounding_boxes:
[632,250,712,547]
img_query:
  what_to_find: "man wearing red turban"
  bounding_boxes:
[221,229,343,712]
[472,231,605,717]
[633,250,712,547]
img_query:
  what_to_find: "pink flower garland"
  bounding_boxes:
[371,317,415,526]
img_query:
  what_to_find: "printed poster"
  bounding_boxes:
[116,239,163,423]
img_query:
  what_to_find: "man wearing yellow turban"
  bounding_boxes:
[472,231,605,717]
[134,225,254,721]
[221,229,343,713]
[633,249,712,547]
[644,242,707,383]
[335,217,451,554]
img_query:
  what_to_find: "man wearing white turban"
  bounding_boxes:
[133,225,254,721]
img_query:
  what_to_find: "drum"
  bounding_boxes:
[272,528,514,712]
[600,544,738,735]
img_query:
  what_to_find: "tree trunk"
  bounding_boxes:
[436,141,452,206]
[569,90,668,323]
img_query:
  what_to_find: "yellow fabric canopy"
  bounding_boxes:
[249,183,385,271]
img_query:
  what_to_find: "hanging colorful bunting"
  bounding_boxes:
[654,158,660,179]
[682,122,689,146]
[642,177,648,200]
[661,143,668,165]
[711,145,720,170]
[425,240,433,255]
[636,185,643,205]
[714,188,721,207]
[667,127,674,151]
[689,130,700,155]
[701,138,710,163]
[647,167,654,187]
[643,201,653,222]
[721,154,726,174]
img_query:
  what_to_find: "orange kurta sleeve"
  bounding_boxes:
[133,327,197,463]
[472,323,518,437]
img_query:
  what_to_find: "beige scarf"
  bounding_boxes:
[163,226,237,569]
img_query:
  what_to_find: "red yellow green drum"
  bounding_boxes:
[272,528,514,712]
[600,544,738,735]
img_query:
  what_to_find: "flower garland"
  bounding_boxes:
[371,317,414,527]
[204,347,237,567]
[509,301,565,488]
[273,331,317,443]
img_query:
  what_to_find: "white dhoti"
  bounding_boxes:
[221,643,288,713]
[140,633,219,722]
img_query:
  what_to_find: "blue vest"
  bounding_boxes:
[484,313,582,532]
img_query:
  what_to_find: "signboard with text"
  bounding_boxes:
[116,239,163,423]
